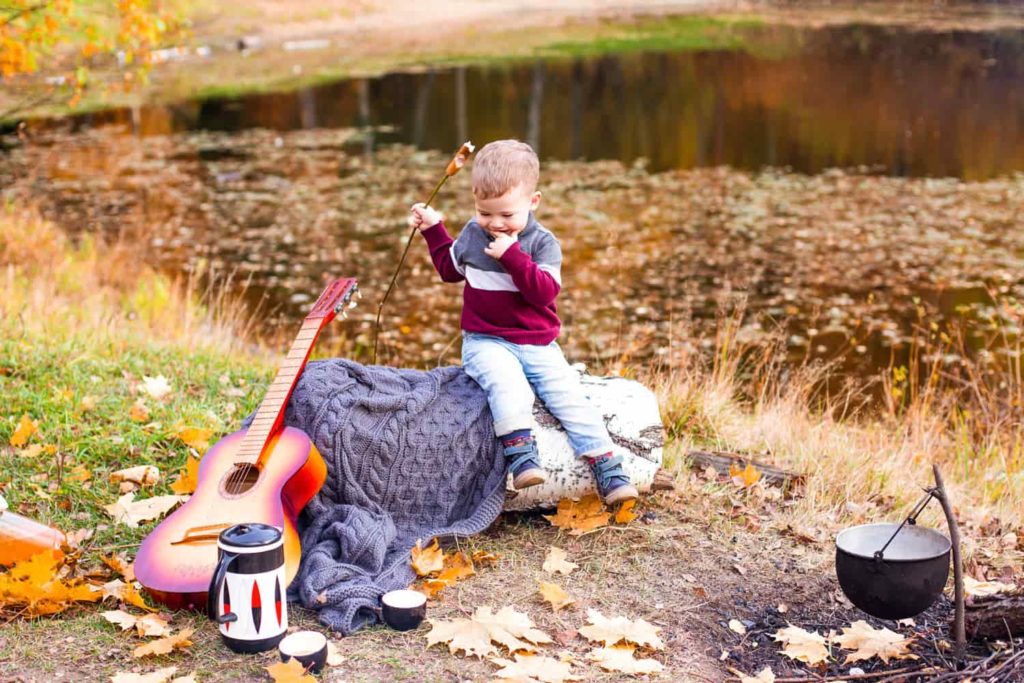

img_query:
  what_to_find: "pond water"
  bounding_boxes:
[3,21,1023,396]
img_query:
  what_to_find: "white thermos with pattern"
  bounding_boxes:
[207,523,289,653]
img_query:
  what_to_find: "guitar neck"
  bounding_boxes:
[236,316,328,463]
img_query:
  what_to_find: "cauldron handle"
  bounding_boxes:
[874,487,938,561]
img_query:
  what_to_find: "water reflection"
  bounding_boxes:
[53,23,1024,180]
[3,22,1024,399]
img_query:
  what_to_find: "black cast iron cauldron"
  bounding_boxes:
[835,522,951,620]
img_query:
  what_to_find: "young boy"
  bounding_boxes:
[409,139,638,505]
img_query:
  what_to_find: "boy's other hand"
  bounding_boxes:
[484,233,517,259]
[409,203,443,231]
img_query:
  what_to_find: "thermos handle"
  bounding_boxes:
[207,550,239,622]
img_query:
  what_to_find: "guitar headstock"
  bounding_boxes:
[307,277,360,324]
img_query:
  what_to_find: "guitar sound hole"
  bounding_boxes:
[224,464,260,494]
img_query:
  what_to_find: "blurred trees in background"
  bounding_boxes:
[1,0,184,116]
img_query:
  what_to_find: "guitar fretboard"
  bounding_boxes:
[235,317,325,462]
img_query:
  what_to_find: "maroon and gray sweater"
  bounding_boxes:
[421,212,563,345]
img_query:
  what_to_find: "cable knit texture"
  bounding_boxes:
[243,358,506,634]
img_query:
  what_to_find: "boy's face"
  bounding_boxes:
[474,184,541,239]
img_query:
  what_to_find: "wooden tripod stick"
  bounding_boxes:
[932,464,966,653]
[372,142,474,364]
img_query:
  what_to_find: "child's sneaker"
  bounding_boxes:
[587,453,638,505]
[503,436,547,489]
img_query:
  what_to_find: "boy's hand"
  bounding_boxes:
[409,203,443,231]
[484,233,517,259]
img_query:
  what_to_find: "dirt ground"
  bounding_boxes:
[0,482,980,682]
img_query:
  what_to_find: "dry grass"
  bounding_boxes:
[0,205,260,356]
[642,304,1024,541]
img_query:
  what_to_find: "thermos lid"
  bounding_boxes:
[219,523,282,548]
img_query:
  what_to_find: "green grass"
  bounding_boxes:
[0,332,270,544]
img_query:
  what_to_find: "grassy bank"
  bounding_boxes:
[1,205,1022,680]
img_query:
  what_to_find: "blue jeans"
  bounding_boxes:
[461,332,614,457]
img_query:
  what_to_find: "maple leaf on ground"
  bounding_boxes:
[471,550,500,567]
[102,554,136,582]
[734,666,776,683]
[104,493,187,528]
[773,624,830,665]
[266,658,316,682]
[544,494,611,535]
[129,399,151,423]
[132,628,193,658]
[539,581,575,611]
[614,499,638,524]
[110,667,178,683]
[141,375,172,400]
[10,413,39,447]
[169,454,199,495]
[172,427,213,454]
[102,610,171,637]
[542,547,578,575]
[964,576,1017,598]
[832,620,917,664]
[0,549,102,615]
[491,653,580,682]
[426,606,552,658]
[578,609,665,650]
[411,538,444,576]
[730,463,762,488]
[418,550,477,597]
[110,466,160,489]
[586,645,664,674]
[326,641,346,667]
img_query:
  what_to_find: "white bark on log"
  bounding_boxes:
[502,366,664,511]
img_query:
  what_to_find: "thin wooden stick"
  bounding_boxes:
[371,142,474,364]
[931,464,966,654]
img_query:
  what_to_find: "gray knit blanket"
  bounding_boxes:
[243,359,506,634]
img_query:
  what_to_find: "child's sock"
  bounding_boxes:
[501,428,533,449]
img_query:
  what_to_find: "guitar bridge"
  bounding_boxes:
[171,523,231,545]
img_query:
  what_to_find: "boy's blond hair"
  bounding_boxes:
[471,140,539,199]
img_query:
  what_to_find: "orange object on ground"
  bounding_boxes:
[0,494,66,566]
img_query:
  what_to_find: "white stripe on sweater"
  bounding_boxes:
[466,266,518,292]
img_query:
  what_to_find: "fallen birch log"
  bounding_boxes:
[685,449,804,486]
[503,366,665,511]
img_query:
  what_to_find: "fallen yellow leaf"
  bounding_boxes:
[169,454,199,495]
[964,576,1017,598]
[730,462,762,488]
[172,427,213,454]
[832,620,917,664]
[578,609,664,650]
[410,538,444,576]
[0,549,102,616]
[544,494,611,535]
[426,606,552,658]
[10,413,38,447]
[542,547,578,576]
[129,399,150,423]
[491,653,580,682]
[111,465,160,488]
[773,624,830,665]
[104,493,187,528]
[614,499,638,524]
[586,644,664,674]
[110,667,179,683]
[539,581,575,611]
[132,628,193,658]
[266,658,316,682]
[738,666,776,683]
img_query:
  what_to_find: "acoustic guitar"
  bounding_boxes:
[135,277,359,610]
